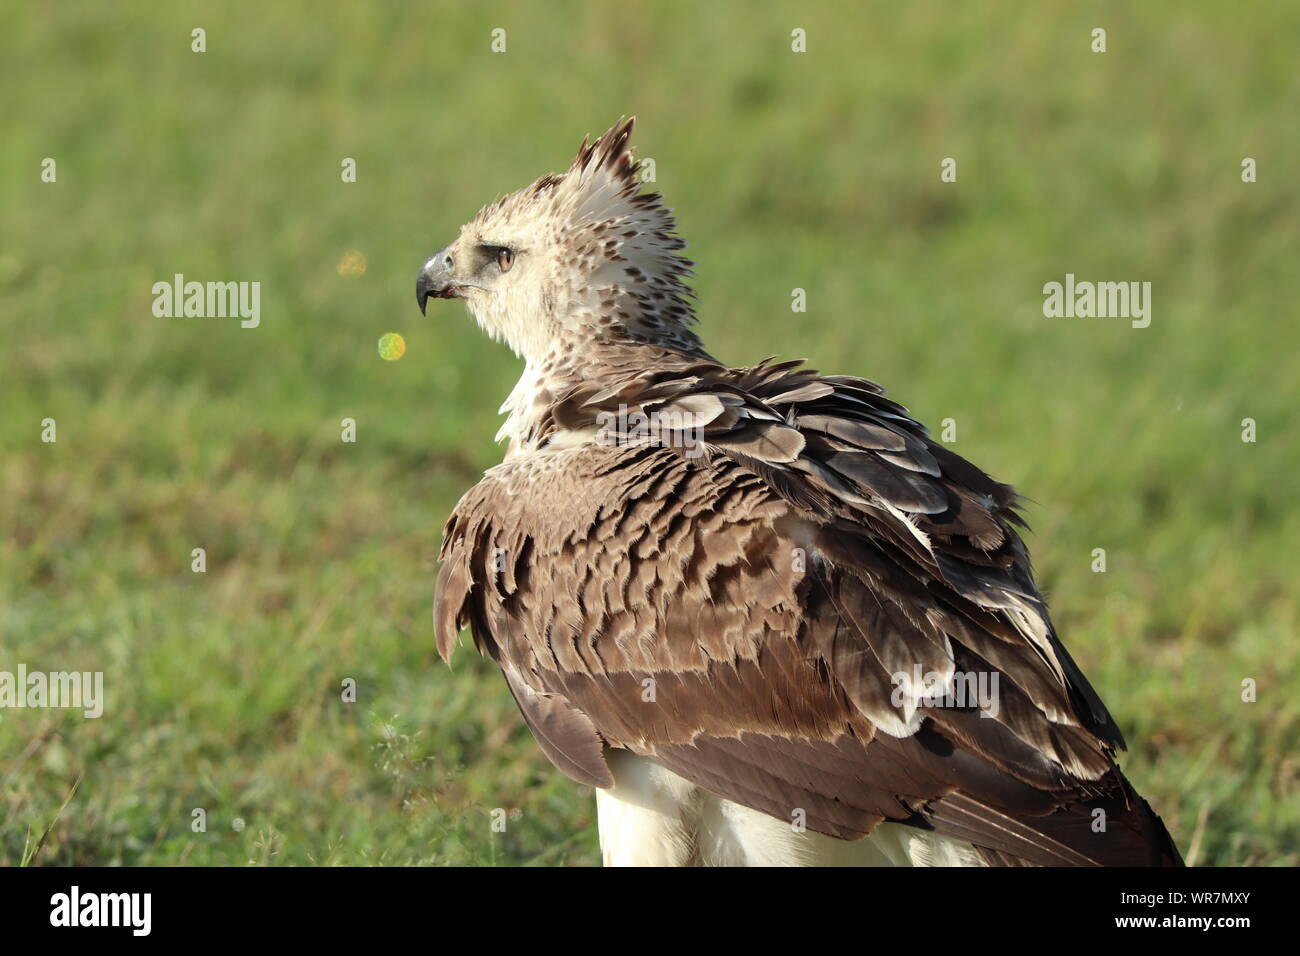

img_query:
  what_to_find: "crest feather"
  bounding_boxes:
[572,116,639,185]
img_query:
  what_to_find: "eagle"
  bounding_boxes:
[418,119,1183,867]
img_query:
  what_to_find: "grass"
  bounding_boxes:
[1,0,1296,866]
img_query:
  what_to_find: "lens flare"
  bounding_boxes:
[377,332,406,361]
[337,250,367,277]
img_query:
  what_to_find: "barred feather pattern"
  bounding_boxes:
[436,356,1183,866]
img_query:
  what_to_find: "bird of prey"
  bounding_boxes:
[419,119,1182,867]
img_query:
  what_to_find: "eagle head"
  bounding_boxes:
[417,118,697,361]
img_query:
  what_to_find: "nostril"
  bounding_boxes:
[443,254,454,270]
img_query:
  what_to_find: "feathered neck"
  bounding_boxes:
[496,336,717,453]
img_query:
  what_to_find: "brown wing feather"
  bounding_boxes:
[435,358,1180,866]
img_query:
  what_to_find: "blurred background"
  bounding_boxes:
[2,1,1296,865]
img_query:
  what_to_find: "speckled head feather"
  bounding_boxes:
[439,118,701,365]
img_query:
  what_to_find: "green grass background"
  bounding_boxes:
[2,1,1296,866]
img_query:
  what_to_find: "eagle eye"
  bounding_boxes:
[496,248,515,273]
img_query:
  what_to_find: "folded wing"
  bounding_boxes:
[436,356,1182,866]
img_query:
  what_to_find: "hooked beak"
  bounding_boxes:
[416,247,461,315]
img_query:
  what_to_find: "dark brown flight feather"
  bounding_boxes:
[435,357,1182,866]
